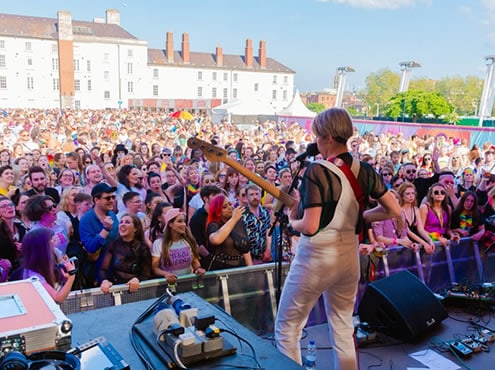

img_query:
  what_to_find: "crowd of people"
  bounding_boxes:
[0,107,494,312]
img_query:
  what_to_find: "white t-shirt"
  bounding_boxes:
[151,238,192,276]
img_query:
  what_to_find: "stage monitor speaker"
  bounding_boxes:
[358,270,447,341]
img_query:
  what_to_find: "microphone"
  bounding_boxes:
[294,143,319,163]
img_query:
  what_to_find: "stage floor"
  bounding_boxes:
[277,303,494,370]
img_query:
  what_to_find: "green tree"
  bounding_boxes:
[306,102,326,113]
[435,76,483,116]
[364,69,400,116]
[384,90,453,122]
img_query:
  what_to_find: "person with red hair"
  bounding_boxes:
[205,194,252,270]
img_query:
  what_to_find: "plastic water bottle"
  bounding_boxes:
[305,339,317,370]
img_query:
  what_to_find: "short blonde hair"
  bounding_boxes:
[311,108,353,144]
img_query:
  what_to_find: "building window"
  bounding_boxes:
[153,85,158,96]
[87,80,92,92]
[212,72,217,81]
[104,91,110,99]
[272,90,277,99]
[197,86,203,97]
[51,44,57,53]
[104,53,109,62]
[27,77,34,90]
[27,58,32,66]
[254,83,259,92]
[197,71,202,80]
[0,40,5,49]
[128,81,134,93]
[283,76,288,84]
[74,79,80,91]
[272,75,277,84]
[74,59,80,71]
[75,100,81,109]
[223,88,228,99]
[0,76,7,89]
[0,55,5,68]
[52,58,58,71]
[52,78,59,91]
[223,72,228,81]
[104,71,109,79]
[25,42,32,51]
[87,60,91,72]
[127,62,133,74]
[233,73,238,82]
[153,69,158,78]
[233,88,238,98]
[127,49,133,57]
[212,87,217,98]
[283,90,288,100]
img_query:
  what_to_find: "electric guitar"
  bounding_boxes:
[187,137,296,208]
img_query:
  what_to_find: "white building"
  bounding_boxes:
[0,9,295,112]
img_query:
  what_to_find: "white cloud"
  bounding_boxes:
[318,0,419,10]
[482,0,495,22]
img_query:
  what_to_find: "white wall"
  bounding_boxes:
[0,35,294,111]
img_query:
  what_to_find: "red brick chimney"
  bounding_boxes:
[216,46,223,67]
[182,33,190,64]
[245,39,253,68]
[258,40,266,69]
[166,32,174,63]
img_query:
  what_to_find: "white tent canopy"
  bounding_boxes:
[278,89,316,118]
[211,98,277,124]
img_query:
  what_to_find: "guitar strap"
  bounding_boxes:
[319,157,365,240]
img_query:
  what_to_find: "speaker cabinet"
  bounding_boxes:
[358,270,447,341]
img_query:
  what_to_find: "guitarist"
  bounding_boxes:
[274,108,400,370]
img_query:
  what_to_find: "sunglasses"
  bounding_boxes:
[218,174,226,178]
[382,173,392,176]
[393,182,403,188]
[239,193,246,197]
[406,169,416,174]
[433,190,445,195]
[100,195,116,201]
[161,153,171,157]
[45,204,55,211]
[0,202,14,209]
[203,179,215,184]
[424,157,431,161]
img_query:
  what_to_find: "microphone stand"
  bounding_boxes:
[269,159,305,306]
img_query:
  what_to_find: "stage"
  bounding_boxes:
[69,292,304,369]
[301,301,495,370]
[68,291,495,370]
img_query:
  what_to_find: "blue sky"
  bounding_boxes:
[2,0,494,92]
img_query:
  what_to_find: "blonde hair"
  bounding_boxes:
[311,108,353,144]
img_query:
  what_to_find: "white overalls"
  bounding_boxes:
[275,159,360,370]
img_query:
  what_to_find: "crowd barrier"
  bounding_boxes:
[60,238,494,334]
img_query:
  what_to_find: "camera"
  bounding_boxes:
[57,257,79,275]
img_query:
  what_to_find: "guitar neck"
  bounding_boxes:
[222,157,295,208]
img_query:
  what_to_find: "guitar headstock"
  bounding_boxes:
[187,137,227,162]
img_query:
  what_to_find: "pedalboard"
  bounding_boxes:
[449,341,473,357]
[461,338,483,353]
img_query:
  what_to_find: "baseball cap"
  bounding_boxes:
[91,183,117,198]
[164,208,185,227]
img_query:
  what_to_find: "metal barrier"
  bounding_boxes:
[61,262,289,335]
[60,238,494,334]
[374,237,493,293]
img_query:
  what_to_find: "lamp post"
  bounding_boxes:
[478,55,495,127]
[398,61,421,93]
[335,66,355,108]
[375,103,379,117]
